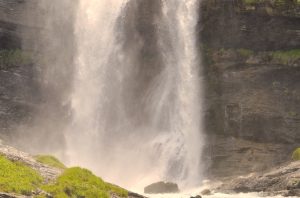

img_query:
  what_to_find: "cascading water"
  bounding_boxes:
[65,0,203,190]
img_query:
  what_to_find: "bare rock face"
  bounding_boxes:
[144,181,179,194]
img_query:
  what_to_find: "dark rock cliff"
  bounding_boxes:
[0,0,77,153]
[200,0,300,178]
[0,0,36,139]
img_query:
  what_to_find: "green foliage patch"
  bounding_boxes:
[35,155,66,169]
[43,167,128,198]
[292,148,300,161]
[237,48,254,58]
[242,0,299,6]
[271,49,300,65]
[0,49,32,69]
[242,0,261,5]
[0,155,42,196]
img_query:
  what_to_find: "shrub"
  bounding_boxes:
[35,155,66,169]
[43,167,128,198]
[0,155,42,195]
[292,148,300,161]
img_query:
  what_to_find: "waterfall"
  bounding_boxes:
[66,0,203,190]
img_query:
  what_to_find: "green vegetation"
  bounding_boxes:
[106,183,128,198]
[0,49,32,69]
[288,111,298,117]
[35,155,66,169]
[242,0,261,5]
[0,155,42,196]
[237,48,254,58]
[0,154,128,197]
[205,47,300,66]
[242,0,299,6]
[271,49,300,65]
[292,148,300,161]
[43,167,128,198]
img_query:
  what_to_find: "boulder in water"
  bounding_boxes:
[190,195,202,198]
[144,181,179,194]
[201,189,212,195]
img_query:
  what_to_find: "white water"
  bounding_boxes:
[65,0,203,190]
[144,192,298,198]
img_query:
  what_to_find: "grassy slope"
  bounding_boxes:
[0,155,42,195]
[43,167,128,198]
[35,155,66,169]
[0,155,128,197]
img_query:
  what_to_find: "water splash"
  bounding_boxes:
[65,0,203,190]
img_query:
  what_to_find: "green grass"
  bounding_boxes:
[0,155,128,197]
[0,49,32,69]
[271,49,300,65]
[43,167,128,198]
[292,148,300,161]
[0,155,42,196]
[35,155,66,169]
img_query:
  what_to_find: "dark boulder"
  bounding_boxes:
[144,181,179,194]
[190,195,202,198]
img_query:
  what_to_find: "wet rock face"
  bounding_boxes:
[144,181,179,194]
[0,0,77,152]
[200,0,300,178]
[0,0,24,50]
[200,0,300,50]
[203,49,300,177]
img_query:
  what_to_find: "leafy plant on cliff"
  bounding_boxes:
[43,167,128,198]
[35,155,66,169]
[292,148,300,161]
[0,155,42,196]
